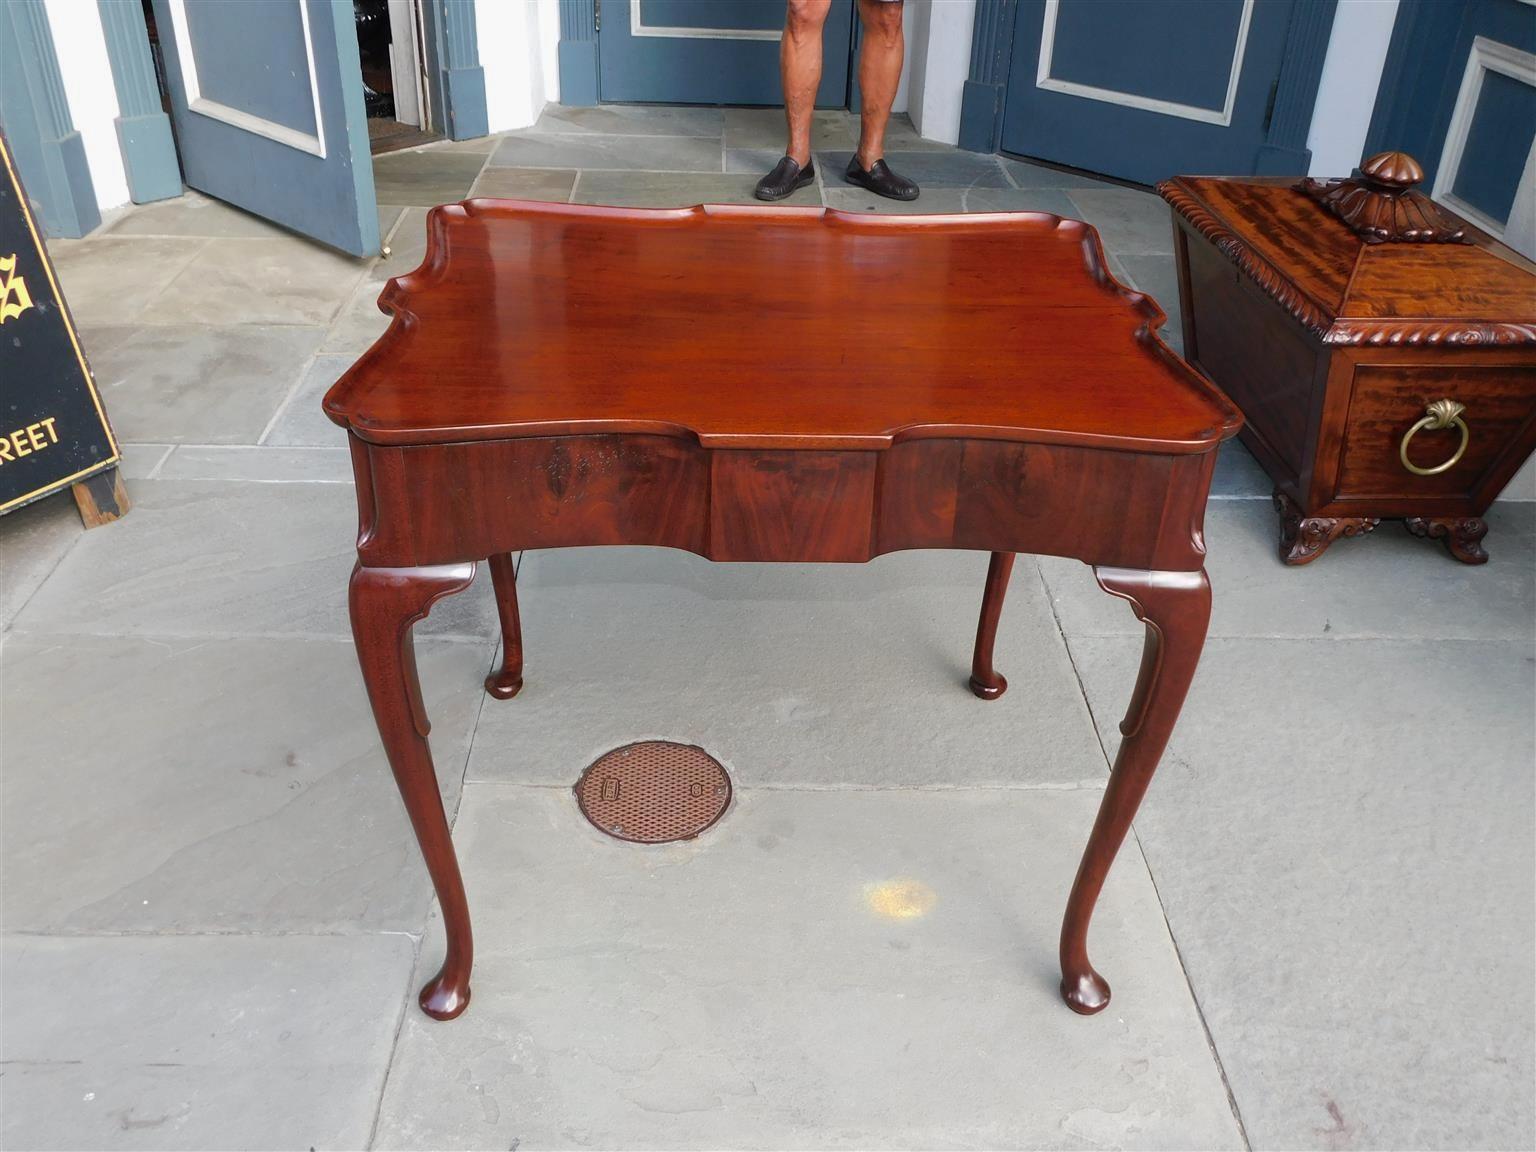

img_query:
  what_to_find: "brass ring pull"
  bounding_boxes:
[1399,399,1469,477]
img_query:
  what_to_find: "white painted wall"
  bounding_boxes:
[1305,0,1400,176]
[892,1,915,114]
[44,0,130,212]
[478,0,561,132]
[907,0,974,143]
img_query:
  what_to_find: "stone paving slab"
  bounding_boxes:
[468,167,579,201]
[470,547,1106,789]
[50,237,208,326]
[12,480,499,642]
[374,786,1244,1151]
[532,104,724,138]
[1068,634,1536,1151]
[2,933,415,1151]
[1063,189,1176,255]
[0,492,82,627]
[138,237,367,327]
[373,150,489,206]
[574,170,821,208]
[2,633,487,934]
[490,133,724,173]
[1040,499,1536,642]
[722,107,856,152]
[155,444,354,484]
[90,324,324,444]
[818,149,1011,188]
[264,354,354,447]
[823,185,1079,216]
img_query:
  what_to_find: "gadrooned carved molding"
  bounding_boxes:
[1158,180,1334,338]
[1321,320,1536,347]
[1159,179,1536,348]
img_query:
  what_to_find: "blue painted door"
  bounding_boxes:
[1001,0,1297,183]
[600,0,854,105]
[150,0,379,256]
[1368,0,1535,260]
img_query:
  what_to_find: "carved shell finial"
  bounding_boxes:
[1359,151,1423,191]
[1294,151,1468,245]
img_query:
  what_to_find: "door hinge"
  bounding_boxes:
[595,1,601,32]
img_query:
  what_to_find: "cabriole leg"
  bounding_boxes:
[969,551,1015,699]
[350,561,478,1020]
[485,553,525,698]
[1060,567,1211,1015]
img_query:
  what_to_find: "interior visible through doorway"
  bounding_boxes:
[355,0,439,155]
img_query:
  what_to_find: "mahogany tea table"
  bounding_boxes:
[324,200,1242,1021]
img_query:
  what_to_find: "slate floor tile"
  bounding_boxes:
[371,207,429,281]
[819,149,1010,188]
[320,278,392,354]
[0,491,81,627]
[139,237,367,327]
[1066,188,1177,254]
[722,106,855,151]
[89,324,324,444]
[12,479,499,641]
[374,786,1243,1151]
[101,189,288,239]
[155,444,354,484]
[264,354,353,447]
[469,548,1104,789]
[1039,499,1536,642]
[49,237,207,326]
[489,132,723,172]
[1209,440,1271,498]
[1,632,486,933]
[1068,636,1536,1151]
[530,103,723,137]
[823,186,1078,216]
[1002,156,1119,189]
[372,150,488,205]
[467,166,578,201]
[2,934,415,1151]
[573,170,819,207]
[1117,252,1182,322]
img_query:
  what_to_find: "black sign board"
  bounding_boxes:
[0,129,120,515]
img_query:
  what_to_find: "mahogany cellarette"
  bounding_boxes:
[324,200,1241,1021]
[1161,152,1536,565]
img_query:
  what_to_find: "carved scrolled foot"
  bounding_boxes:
[1061,968,1111,1016]
[968,552,1015,700]
[1405,516,1489,564]
[1274,490,1379,566]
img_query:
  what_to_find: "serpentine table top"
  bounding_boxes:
[325,199,1241,1021]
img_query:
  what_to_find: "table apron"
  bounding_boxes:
[349,433,1215,571]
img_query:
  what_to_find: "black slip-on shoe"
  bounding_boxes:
[844,157,920,202]
[754,156,816,201]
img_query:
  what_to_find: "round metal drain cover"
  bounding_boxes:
[575,741,732,844]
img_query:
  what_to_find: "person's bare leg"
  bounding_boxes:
[856,0,904,167]
[782,0,832,166]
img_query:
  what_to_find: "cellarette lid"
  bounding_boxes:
[1160,152,1536,348]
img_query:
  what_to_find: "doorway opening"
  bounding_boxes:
[354,0,440,154]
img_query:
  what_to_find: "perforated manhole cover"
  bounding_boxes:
[574,741,732,843]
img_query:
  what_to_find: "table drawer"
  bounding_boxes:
[708,450,876,562]
[1334,363,1536,502]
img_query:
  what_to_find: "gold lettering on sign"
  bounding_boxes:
[0,253,34,324]
[0,417,60,463]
